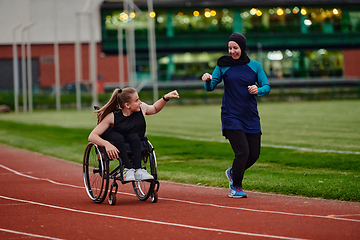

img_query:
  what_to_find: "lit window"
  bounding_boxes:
[277,8,284,16]
[157,16,164,23]
[149,11,156,18]
[241,12,250,19]
[301,8,307,15]
[293,7,300,14]
[267,51,283,61]
[304,19,312,26]
[285,49,293,57]
[250,8,257,15]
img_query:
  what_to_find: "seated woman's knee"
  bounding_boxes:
[126,133,141,143]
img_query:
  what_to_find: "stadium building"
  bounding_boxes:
[0,0,360,93]
[101,0,360,82]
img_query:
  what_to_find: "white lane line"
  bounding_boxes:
[158,196,360,223]
[147,132,360,155]
[1,163,359,223]
[0,195,308,240]
[0,163,82,189]
[0,228,64,240]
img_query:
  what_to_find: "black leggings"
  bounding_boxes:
[101,130,142,169]
[223,129,261,187]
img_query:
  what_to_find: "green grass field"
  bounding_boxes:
[0,100,359,201]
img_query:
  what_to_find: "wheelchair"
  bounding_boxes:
[82,106,159,205]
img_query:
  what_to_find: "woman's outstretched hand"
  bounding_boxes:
[164,90,180,100]
[202,73,212,82]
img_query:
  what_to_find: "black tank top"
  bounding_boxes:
[112,108,146,139]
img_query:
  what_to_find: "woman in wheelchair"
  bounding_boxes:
[88,87,179,182]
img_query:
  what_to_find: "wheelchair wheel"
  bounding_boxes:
[108,192,116,205]
[150,190,158,203]
[83,142,109,204]
[132,180,155,201]
[108,182,118,206]
[132,141,158,201]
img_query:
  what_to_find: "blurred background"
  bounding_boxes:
[1,0,360,111]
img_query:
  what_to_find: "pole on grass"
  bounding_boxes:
[89,9,99,107]
[75,12,83,111]
[75,0,92,110]
[54,1,61,111]
[12,23,22,114]
[26,22,35,113]
[147,0,158,103]
[21,22,34,113]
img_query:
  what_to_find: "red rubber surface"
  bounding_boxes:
[0,144,359,240]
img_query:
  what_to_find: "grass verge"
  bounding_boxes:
[0,120,359,202]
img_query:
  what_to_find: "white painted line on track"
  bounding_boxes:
[147,132,360,155]
[0,228,64,240]
[0,195,308,240]
[1,163,359,223]
[0,163,82,189]
[159,196,360,223]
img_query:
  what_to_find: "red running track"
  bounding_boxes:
[0,144,359,240]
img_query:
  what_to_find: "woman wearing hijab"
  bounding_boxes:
[202,33,271,198]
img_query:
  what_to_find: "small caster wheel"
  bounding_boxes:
[150,190,158,203]
[108,192,116,205]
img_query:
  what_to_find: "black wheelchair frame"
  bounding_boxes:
[82,106,160,205]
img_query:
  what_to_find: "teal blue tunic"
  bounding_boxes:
[204,60,271,134]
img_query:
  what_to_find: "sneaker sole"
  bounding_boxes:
[228,189,247,198]
[135,177,154,181]
[232,195,247,198]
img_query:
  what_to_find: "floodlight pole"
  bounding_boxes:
[147,0,158,102]
[21,22,34,112]
[12,23,22,114]
[124,0,136,88]
[75,12,83,111]
[27,22,35,113]
[89,9,99,107]
[118,26,125,89]
[74,0,93,110]
[54,1,61,111]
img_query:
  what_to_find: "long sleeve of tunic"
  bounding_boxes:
[204,60,271,133]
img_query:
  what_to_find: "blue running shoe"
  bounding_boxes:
[225,168,233,188]
[228,186,247,198]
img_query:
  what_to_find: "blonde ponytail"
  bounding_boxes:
[95,88,121,123]
[95,87,136,123]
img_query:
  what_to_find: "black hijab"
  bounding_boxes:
[217,32,250,66]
